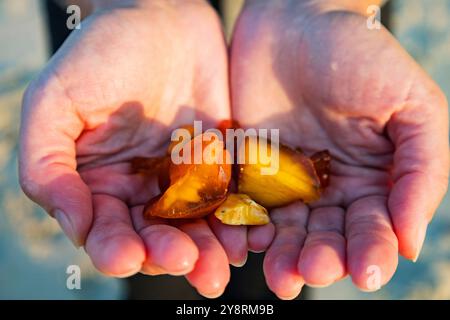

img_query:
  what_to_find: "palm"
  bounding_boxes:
[68,7,230,203]
[232,7,448,298]
[21,3,234,298]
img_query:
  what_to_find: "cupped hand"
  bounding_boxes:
[19,0,272,298]
[231,0,449,299]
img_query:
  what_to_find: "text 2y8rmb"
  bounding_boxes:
[220,304,274,315]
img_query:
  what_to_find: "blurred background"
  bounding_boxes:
[1,0,450,299]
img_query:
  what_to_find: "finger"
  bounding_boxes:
[346,195,398,291]
[208,214,248,267]
[248,223,275,253]
[388,90,449,260]
[264,202,308,300]
[19,82,91,247]
[85,194,146,277]
[178,219,230,299]
[298,207,346,287]
[130,206,199,276]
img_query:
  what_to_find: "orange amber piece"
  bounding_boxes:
[144,133,231,219]
[311,150,331,188]
[217,119,241,139]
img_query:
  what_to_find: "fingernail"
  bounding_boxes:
[231,253,248,268]
[413,223,428,263]
[54,209,80,248]
[307,282,334,289]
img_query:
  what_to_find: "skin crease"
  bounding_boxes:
[231,0,449,299]
[19,0,276,298]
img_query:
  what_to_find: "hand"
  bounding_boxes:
[19,0,267,298]
[231,0,449,299]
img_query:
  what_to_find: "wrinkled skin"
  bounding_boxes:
[231,1,449,299]
[19,0,274,298]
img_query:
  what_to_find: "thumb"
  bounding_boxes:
[19,77,92,247]
[387,82,449,261]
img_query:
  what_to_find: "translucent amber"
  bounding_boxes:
[144,133,231,219]
[214,193,269,225]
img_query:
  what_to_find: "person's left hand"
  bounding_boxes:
[231,0,449,299]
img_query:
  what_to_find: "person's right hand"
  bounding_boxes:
[19,0,255,298]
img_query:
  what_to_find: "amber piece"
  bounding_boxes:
[217,119,241,138]
[311,150,331,188]
[145,133,231,219]
[238,137,329,207]
[214,193,269,225]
